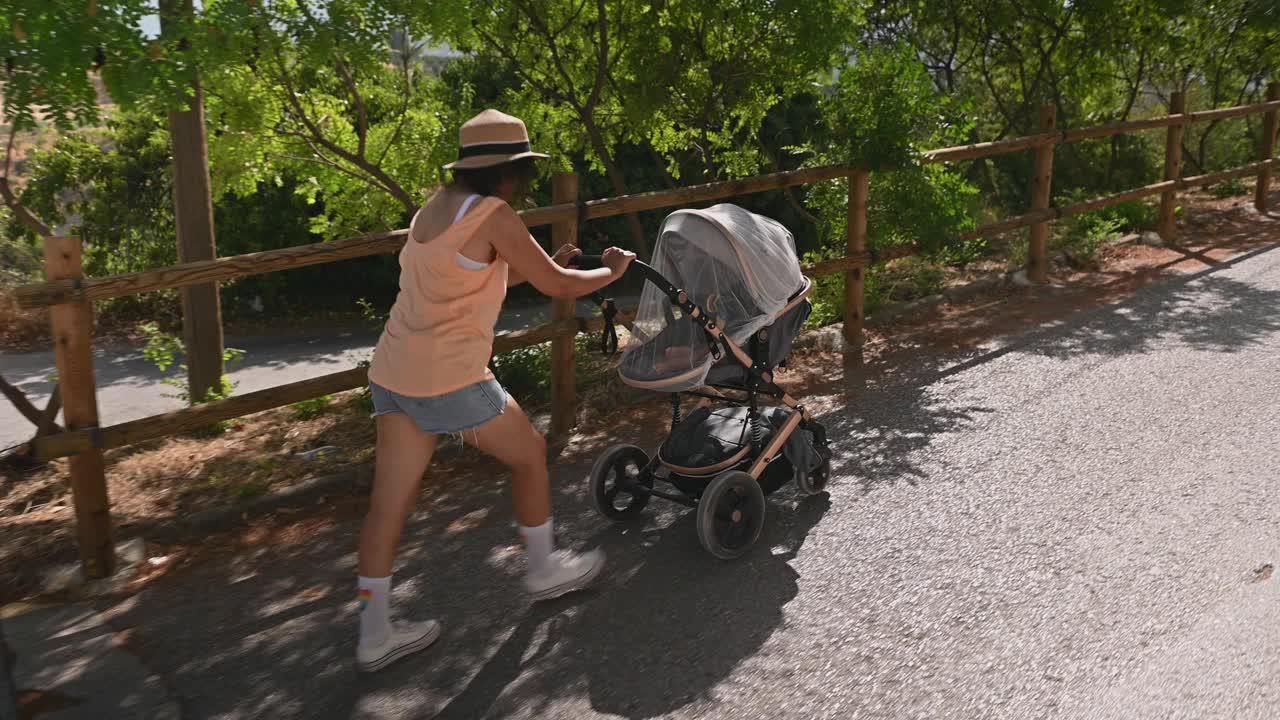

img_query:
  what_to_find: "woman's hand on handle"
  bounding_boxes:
[551,244,582,268]
[602,247,635,277]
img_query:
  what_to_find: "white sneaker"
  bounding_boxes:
[524,549,606,602]
[356,620,441,673]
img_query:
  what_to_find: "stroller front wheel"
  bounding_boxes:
[697,470,766,560]
[589,444,653,522]
[795,454,831,496]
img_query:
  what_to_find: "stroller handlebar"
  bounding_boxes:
[568,255,674,297]
[568,254,605,271]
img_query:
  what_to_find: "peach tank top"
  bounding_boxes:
[368,194,519,397]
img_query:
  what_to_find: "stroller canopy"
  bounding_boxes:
[619,204,805,391]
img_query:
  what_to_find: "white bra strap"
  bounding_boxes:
[453,193,483,224]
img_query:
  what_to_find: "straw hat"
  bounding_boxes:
[443,109,549,170]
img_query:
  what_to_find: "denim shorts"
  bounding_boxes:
[369,379,508,434]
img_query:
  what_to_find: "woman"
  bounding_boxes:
[355,109,634,672]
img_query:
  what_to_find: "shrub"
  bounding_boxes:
[1055,212,1124,268]
[1210,178,1249,198]
[140,321,245,434]
[290,395,332,420]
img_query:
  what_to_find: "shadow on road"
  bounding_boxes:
[73,234,1280,718]
[917,240,1280,378]
[100,429,829,719]
[431,493,831,720]
[795,239,1280,498]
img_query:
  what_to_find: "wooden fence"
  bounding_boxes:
[13,85,1280,578]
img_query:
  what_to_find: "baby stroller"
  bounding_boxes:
[571,204,833,559]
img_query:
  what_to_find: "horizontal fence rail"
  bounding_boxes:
[15,165,855,309]
[955,159,1277,243]
[17,97,1280,311]
[29,245,927,461]
[13,86,1280,580]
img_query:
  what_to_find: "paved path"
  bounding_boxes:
[0,297,631,451]
[7,240,1280,718]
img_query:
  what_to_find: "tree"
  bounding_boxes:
[1145,0,1280,172]
[160,0,224,404]
[0,0,161,450]
[621,0,854,182]
[0,0,158,235]
[200,0,469,238]
[469,0,653,255]
[468,0,856,256]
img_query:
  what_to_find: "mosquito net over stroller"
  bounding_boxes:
[618,204,806,391]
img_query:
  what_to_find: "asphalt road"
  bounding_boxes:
[57,237,1279,719]
[0,297,631,451]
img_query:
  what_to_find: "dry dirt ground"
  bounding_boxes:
[1,189,1275,603]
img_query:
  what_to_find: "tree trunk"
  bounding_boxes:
[161,0,225,404]
[581,117,651,259]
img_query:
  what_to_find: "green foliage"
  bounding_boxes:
[804,165,980,260]
[350,386,376,416]
[1055,213,1124,268]
[234,481,268,500]
[13,113,176,273]
[291,395,333,420]
[801,246,902,329]
[623,0,855,181]
[200,1,470,238]
[489,334,608,407]
[877,257,946,304]
[357,297,388,334]
[1211,178,1250,198]
[0,1,165,130]
[1055,191,1157,234]
[1102,200,1159,233]
[0,226,41,286]
[140,321,184,373]
[937,238,990,268]
[819,43,972,171]
[796,43,980,267]
[140,321,245,409]
[801,247,847,328]
[491,346,552,404]
[6,0,1279,364]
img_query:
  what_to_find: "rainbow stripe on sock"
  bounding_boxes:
[357,588,372,610]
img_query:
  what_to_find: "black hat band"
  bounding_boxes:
[457,140,532,159]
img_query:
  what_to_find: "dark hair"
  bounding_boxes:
[451,157,539,198]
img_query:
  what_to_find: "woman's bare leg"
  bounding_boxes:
[461,394,550,527]
[359,412,438,577]
[354,411,442,669]
[464,394,604,598]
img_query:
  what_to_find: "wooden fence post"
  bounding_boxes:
[1028,104,1057,283]
[1159,91,1187,242]
[842,169,870,352]
[44,236,115,579]
[1256,82,1280,212]
[161,0,225,405]
[549,172,579,439]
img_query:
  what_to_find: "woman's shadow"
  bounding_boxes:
[437,490,831,719]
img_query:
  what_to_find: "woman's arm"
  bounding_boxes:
[492,226,631,299]
[506,244,576,288]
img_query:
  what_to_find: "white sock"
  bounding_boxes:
[520,519,555,576]
[357,575,392,648]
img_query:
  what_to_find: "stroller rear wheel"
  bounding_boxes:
[697,470,766,559]
[589,444,653,522]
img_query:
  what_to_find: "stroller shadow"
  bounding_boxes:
[434,493,832,720]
